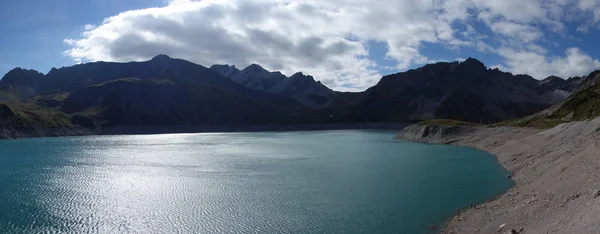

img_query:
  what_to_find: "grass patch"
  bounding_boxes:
[90,78,174,87]
[0,101,74,129]
[32,92,71,101]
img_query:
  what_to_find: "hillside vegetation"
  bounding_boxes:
[0,55,593,138]
[497,70,600,128]
[0,101,75,138]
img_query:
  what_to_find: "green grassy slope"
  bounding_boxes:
[0,101,74,131]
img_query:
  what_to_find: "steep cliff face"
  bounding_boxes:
[394,124,479,143]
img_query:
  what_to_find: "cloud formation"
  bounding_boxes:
[64,0,600,91]
[495,48,600,78]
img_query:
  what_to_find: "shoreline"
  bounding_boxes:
[395,119,600,233]
[435,146,517,234]
[0,123,411,140]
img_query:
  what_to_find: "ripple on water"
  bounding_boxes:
[0,131,512,233]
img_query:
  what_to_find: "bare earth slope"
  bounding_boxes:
[396,120,600,233]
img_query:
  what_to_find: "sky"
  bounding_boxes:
[1,0,600,91]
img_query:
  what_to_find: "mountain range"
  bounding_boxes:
[0,54,592,137]
[320,58,582,124]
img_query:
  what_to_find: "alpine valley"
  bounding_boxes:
[0,54,590,138]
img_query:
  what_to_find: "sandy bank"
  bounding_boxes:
[396,119,600,233]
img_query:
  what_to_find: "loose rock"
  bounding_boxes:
[497,223,506,232]
[593,189,600,198]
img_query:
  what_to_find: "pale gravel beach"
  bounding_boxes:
[396,118,600,234]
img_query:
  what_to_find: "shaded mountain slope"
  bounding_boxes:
[1,55,309,127]
[318,58,581,124]
[0,68,44,101]
[0,101,82,138]
[0,56,586,134]
[61,77,307,126]
[503,70,600,127]
[210,64,334,109]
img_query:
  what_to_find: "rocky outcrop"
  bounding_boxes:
[0,103,15,118]
[394,124,478,143]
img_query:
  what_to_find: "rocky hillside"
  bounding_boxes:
[0,55,309,128]
[502,70,600,127]
[0,55,586,136]
[0,68,44,101]
[0,102,92,138]
[319,58,582,124]
[210,64,334,109]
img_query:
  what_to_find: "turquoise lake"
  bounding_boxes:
[0,130,512,233]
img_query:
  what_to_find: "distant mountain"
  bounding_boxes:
[210,64,334,109]
[538,75,583,94]
[318,58,582,124]
[506,70,600,127]
[0,55,585,135]
[1,55,309,127]
[0,68,44,100]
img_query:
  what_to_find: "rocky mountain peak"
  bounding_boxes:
[210,64,241,78]
[210,63,333,109]
[2,67,43,79]
[289,72,318,83]
[460,57,486,69]
[578,70,600,90]
[1,68,44,84]
[151,54,173,62]
[243,63,267,72]
[239,64,274,80]
[543,75,563,81]
[152,54,172,60]
[539,75,566,88]
[0,68,45,100]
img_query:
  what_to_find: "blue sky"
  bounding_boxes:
[0,0,163,74]
[2,0,600,91]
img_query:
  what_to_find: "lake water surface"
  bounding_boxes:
[0,130,512,233]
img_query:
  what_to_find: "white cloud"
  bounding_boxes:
[578,0,600,21]
[64,0,476,91]
[83,24,96,30]
[64,0,600,91]
[495,47,600,78]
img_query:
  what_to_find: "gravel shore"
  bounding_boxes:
[395,119,600,233]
